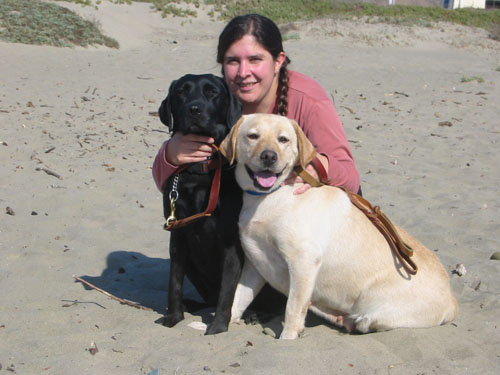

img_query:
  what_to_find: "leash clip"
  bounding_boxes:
[165,197,177,227]
[165,175,179,229]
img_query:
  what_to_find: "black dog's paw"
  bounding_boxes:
[155,313,184,328]
[204,321,229,335]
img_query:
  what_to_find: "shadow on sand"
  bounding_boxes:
[75,250,205,315]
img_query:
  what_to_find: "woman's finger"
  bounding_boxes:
[293,183,311,195]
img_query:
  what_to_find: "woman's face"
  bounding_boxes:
[223,34,285,114]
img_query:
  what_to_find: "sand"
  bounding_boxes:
[1,1,499,374]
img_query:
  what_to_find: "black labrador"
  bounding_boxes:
[156,74,284,335]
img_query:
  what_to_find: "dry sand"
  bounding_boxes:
[1,1,499,374]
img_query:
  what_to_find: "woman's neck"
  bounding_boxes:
[243,102,272,115]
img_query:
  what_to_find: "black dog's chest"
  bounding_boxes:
[163,171,214,219]
[163,167,241,221]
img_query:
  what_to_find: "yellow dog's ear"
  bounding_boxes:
[220,116,245,164]
[290,119,317,170]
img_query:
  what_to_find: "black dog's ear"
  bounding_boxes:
[158,79,177,132]
[222,78,242,127]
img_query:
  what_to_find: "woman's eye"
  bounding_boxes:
[278,136,289,143]
[224,58,238,65]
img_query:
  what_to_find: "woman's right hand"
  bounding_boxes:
[165,133,215,166]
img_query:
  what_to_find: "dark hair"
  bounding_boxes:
[216,14,291,116]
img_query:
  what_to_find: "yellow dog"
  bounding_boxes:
[220,114,458,339]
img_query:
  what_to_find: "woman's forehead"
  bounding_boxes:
[225,35,271,58]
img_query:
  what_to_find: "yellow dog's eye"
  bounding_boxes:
[247,133,259,140]
[278,136,289,144]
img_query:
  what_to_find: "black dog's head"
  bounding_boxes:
[158,74,242,145]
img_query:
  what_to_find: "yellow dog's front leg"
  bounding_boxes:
[231,258,266,323]
[280,260,320,339]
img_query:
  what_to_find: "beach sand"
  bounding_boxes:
[1,1,499,374]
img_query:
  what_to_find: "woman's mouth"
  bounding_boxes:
[237,81,257,91]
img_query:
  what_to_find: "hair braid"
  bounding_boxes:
[276,57,290,117]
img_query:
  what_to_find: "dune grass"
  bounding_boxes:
[0,0,119,48]
[0,0,498,48]
[166,0,500,35]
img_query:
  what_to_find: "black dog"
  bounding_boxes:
[157,74,286,334]
[156,74,247,335]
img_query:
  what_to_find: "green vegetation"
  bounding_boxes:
[171,0,500,33]
[0,0,499,48]
[0,0,119,48]
[212,0,500,29]
[461,75,485,83]
[150,0,199,17]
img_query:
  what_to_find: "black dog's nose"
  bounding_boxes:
[189,105,201,116]
[260,150,277,167]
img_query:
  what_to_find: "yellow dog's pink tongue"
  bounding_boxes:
[255,171,277,188]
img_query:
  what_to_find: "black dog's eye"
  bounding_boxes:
[176,83,191,95]
[204,84,219,98]
[278,136,289,144]
[247,133,259,140]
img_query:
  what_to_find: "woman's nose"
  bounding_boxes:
[238,61,249,77]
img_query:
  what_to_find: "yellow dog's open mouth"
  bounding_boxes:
[245,165,283,190]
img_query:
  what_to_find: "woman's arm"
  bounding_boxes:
[301,98,360,193]
[152,140,178,192]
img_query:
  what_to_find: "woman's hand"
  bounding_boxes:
[165,133,215,166]
[282,154,328,195]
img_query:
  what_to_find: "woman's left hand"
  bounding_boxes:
[282,154,328,195]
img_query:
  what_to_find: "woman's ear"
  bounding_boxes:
[220,116,245,164]
[274,52,287,74]
[291,120,317,170]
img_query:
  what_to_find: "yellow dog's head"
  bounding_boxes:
[220,114,316,193]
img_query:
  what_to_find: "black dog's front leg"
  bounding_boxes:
[205,243,244,335]
[157,239,187,327]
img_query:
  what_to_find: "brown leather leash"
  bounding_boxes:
[164,145,223,231]
[295,159,418,275]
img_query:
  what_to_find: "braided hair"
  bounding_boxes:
[217,14,290,116]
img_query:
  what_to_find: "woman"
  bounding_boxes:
[153,14,360,195]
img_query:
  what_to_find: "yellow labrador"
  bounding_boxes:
[220,114,458,339]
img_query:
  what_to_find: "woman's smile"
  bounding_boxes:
[237,80,257,91]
